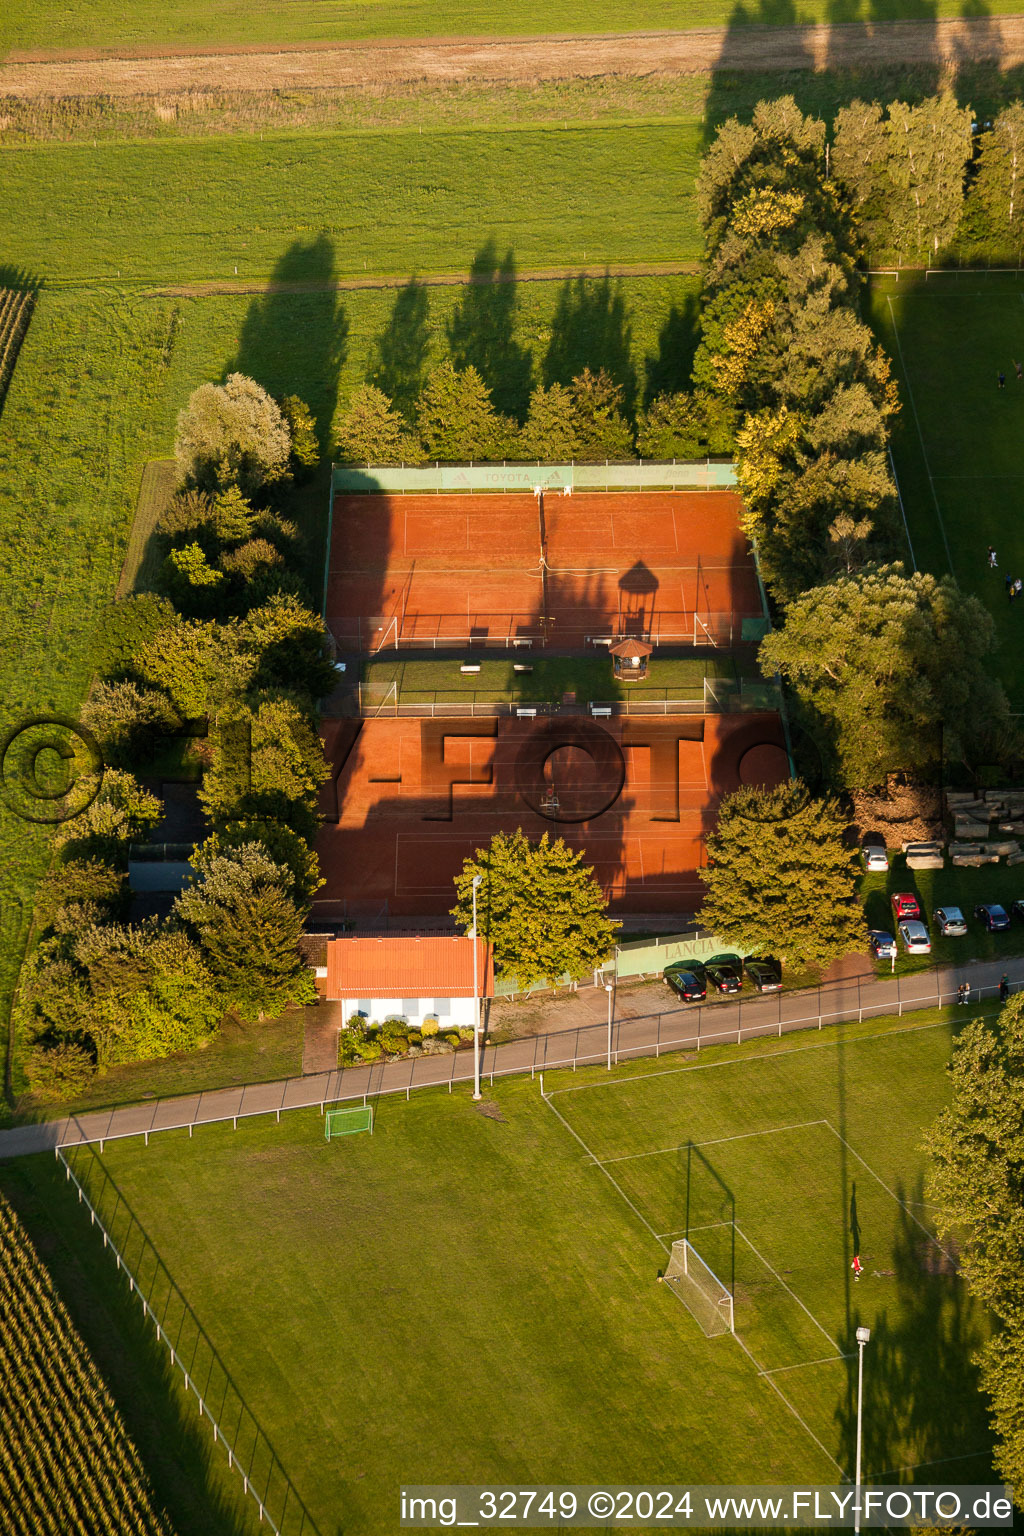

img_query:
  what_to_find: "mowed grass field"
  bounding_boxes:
[0,124,703,284]
[870,271,1024,709]
[1,0,1018,55]
[41,1017,990,1536]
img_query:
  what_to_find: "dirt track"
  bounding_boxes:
[3,17,1024,99]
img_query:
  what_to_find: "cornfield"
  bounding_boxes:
[0,287,34,411]
[0,1192,175,1536]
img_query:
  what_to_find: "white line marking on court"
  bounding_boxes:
[655,1221,733,1239]
[760,1353,852,1376]
[731,1330,846,1476]
[823,1120,957,1266]
[873,1449,993,1478]
[541,1088,847,1478]
[596,1120,828,1164]
[545,1016,956,1097]
[886,294,957,579]
[735,1226,837,1351]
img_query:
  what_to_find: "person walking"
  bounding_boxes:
[957,982,969,1006]
[1014,578,1022,601]
[999,371,1007,388]
[999,974,1010,1003]
[1007,574,1014,599]
[989,546,999,568]
[851,1254,863,1281]
[1015,359,1023,381]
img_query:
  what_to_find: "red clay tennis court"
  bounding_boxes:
[314,712,789,918]
[325,491,763,650]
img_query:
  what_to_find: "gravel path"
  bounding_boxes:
[2,17,1023,99]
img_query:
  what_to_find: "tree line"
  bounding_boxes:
[18,376,331,1100]
[690,97,1013,795]
[336,361,735,467]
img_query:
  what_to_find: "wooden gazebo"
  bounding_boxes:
[609,636,653,680]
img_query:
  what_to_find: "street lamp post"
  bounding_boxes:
[471,875,483,1102]
[605,982,614,1070]
[854,1325,871,1535]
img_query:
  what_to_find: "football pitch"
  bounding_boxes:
[871,271,1024,709]
[54,1015,992,1534]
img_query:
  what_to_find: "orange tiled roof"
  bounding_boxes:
[324,935,494,998]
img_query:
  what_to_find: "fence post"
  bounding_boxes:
[818,987,822,1029]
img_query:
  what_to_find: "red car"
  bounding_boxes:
[891,892,922,921]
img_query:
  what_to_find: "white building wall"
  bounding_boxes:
[340,995,476,1030]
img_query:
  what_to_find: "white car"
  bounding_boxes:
[862,837,889,872]
[898,919,931,955]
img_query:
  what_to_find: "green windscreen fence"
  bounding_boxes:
[332,461,737,495]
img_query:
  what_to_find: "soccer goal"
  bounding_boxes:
[663,1238,734,1336]
[324,1105,373,1141]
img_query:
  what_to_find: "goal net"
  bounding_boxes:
[663,1238,734,1336]
[325,1105,373,1140]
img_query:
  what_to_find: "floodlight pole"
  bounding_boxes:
[472,876,483,1101]
[605,981,614,1070]
[854,1325,871,1535]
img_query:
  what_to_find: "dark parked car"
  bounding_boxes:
[975,903,1010,932]
[868,929,897,961]
[1011,900,1024,925]
[704,953,744,994]
[743,956,783,993]
[664,962,707,1002]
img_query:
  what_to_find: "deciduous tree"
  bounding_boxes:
[451,829,619,988]
[175,373,292,495]
[760,566,1012,786]
[699,782,866,968]
[175,842,315,1020]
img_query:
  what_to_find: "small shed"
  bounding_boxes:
[609,636,654,680]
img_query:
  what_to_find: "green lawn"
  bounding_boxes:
[38,1013,991,1536]
[0,124,702,286]
[1,0,1018,56]
[870,271,1024,709]
[359,654,739,705]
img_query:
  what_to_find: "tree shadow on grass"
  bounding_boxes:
[643,290,701,405]
[834,1174,992,1480]
[446,239,533,421]
[368,276,431,421]
[543,274,636,417]
[232,234,348,454]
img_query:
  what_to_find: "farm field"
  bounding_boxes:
[43,1016,991,1535]
[0,123,703,285]
[870,271,1024,710]
[2,0,1021,57]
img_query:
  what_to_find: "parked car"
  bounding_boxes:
[933,906,968,937]
[861,834,889,872]
[891,892,922,921]
[975,903,1010,932]
[743,956,783,993]
[868,929,897,960]
[664,962,707,1002]
[704,953,744,994]
[898,920,932,954]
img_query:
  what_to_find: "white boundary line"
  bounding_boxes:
[596,1120,829,1165]
[545,1017,953,1099]
[734,1225,837,1351]
[823,1119,957,1267]
[761,1354,851,1377]
[540,1085,846,1477]
[886,294,957,579]
[887,446,917,573]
